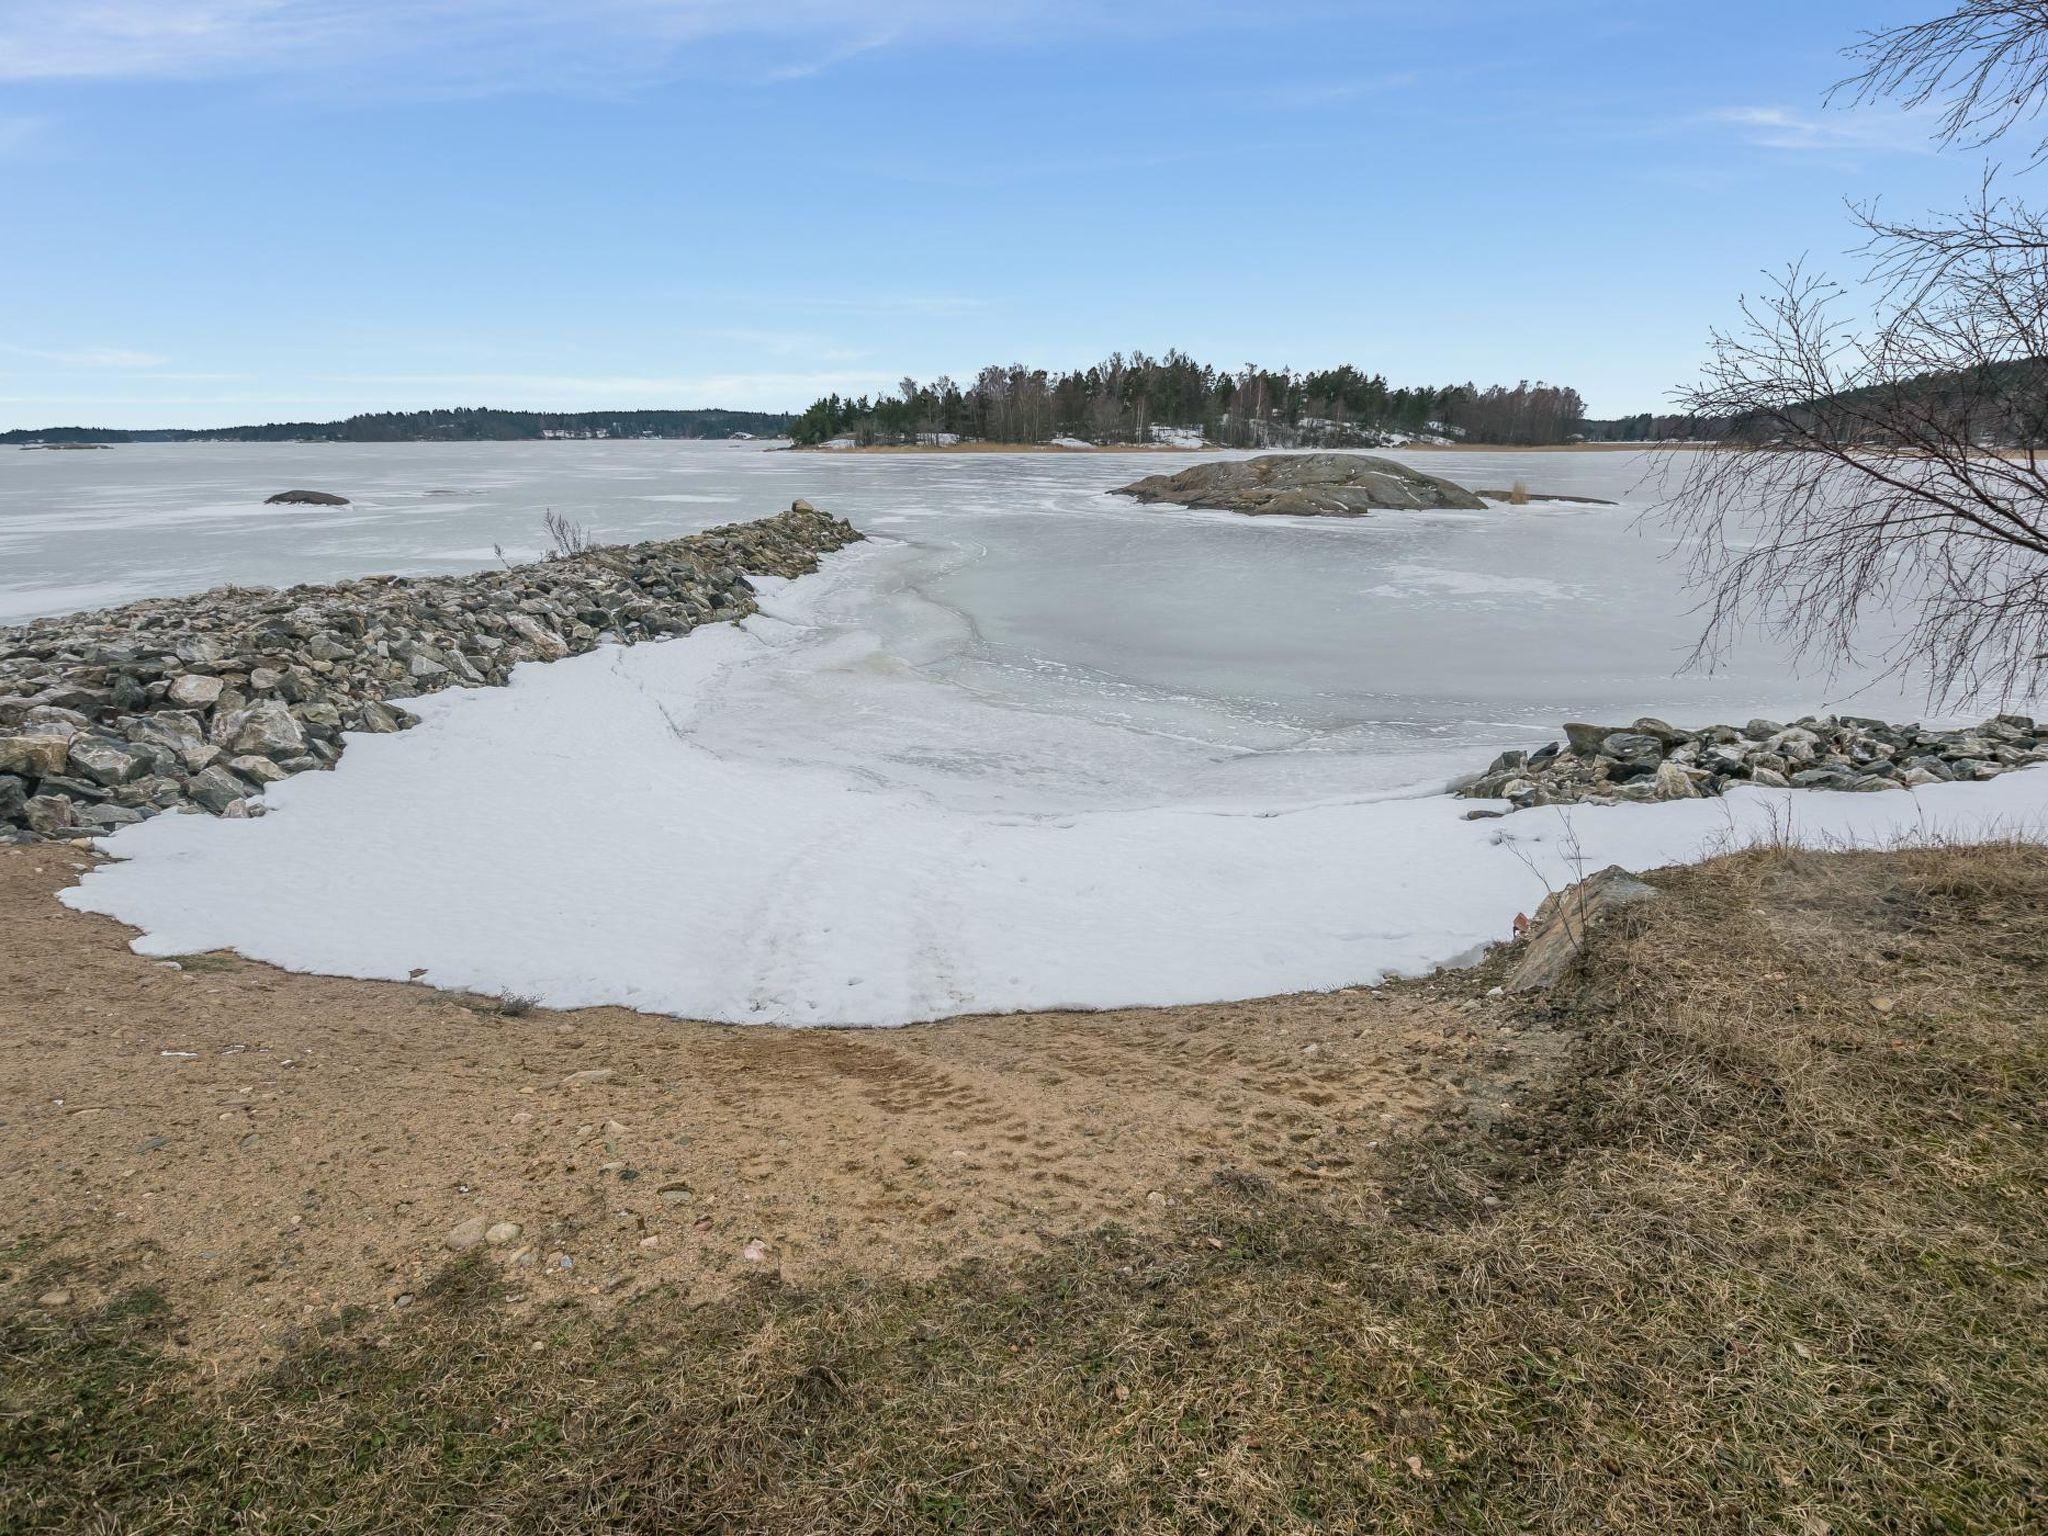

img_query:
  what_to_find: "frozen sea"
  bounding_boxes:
[16,439,2047,1023]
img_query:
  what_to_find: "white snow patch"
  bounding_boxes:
[64,605,2048,1027]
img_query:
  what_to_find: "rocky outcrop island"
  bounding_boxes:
[1112,452,1486,516]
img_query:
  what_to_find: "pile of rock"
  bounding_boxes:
[0,501,862,842]
[1460,712,2046,815]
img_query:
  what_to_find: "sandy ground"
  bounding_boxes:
[0,844,1524,1374]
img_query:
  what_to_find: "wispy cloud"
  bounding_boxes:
[0,1,1098,89]
[1,343,169,368]
[760,25,903,85]
[1698,105,1934,156]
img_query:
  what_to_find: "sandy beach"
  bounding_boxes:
[1,842,1516,1372]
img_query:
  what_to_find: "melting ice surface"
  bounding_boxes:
[24,441,2048,1024]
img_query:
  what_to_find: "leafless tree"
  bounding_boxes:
[1666,3,2048,706]
[542,508,599,559]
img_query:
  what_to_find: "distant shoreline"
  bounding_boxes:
[790,439,1676,456]
[787,441,1210,455]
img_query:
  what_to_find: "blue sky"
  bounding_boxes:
[0,0,2002,427]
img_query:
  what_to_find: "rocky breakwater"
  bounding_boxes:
[1112,452,1487,516]
[1459,712,2047,815]
[0,501,862,842]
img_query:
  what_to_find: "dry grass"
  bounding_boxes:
[4,842,2045,1533]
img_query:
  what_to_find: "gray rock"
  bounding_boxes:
[0,734,72,778]
[265,489,350,506]
[23,794,76,833]
[228,754,290,785]
[1507,866,1660,992]
[1111,453,1487,516]
[504,613,569,660]
[1563,722,1626,757]
[186,765,253,814]
[352,704,403,741]
[0,775,24,819]
[222,701,306,757]
[1652,760,1701,799]
[1600,731,1665,765]
[166,673,225,708]
[66,736,152,786]
[77,802,146,829]
[1790,768,1856,790]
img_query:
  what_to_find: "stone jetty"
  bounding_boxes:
[0,502,862,841]
[1460,711,2046,815]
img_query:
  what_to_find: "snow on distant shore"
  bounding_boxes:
[63,571,2048,1027]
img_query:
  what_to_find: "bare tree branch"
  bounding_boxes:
[1836,1,2048,160]
[1663,228,2048,706]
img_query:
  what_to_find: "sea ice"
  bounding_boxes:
[63,551,2048,1026]
[24,442,2046,1025]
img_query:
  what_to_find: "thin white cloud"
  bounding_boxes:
[0,1,1092,87]
[760,24,902,84]
[1,343,169,367]
[1700,105,1933,155]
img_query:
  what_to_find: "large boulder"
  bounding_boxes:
[1508,866,1660,992]
[1111,453,1486,516]
[264,489,350,506]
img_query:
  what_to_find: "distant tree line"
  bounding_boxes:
[1,407,792,445]
[787,353,1590,448]
[1580,412,1726,443]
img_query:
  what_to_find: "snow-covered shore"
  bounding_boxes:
[65,546,2048,1026]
